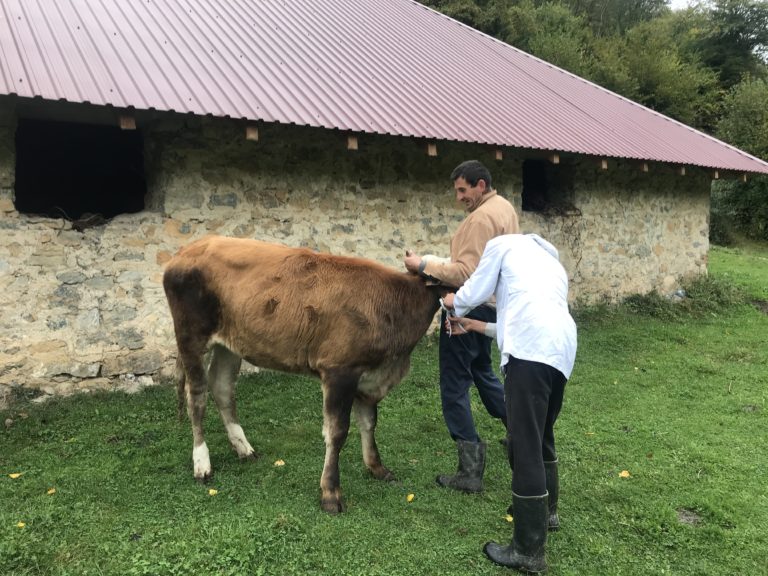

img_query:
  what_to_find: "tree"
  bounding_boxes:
[689,0,768,88]
[560,0,669,36]
[504,1,593,76]
[623,18,720,127]
[585,35,640,100]
[711,78,768,243]
[417,0,508,36]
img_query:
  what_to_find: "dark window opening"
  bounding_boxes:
[522,159,549,212]
[522,159,575,214]
[14,119,146,220]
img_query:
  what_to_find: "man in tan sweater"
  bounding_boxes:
[404,160,519,493]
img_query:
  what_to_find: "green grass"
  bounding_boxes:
[709,243,768,301]
[2,243,768,575]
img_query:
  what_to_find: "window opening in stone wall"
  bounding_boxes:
[522,159,549,212]
[14,119,146,224]
[522,159,575,214]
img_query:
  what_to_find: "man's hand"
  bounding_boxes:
[442,293,455,309]
[445,316,484,336]
[404,250,423,274]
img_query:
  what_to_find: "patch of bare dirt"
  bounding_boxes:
[677,508,703,526]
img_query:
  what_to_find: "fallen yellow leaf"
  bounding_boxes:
[16,522,25,528]
[9,473,22,479]
[47,488,56,495]
[619,470,631,478]
[208,489,218,496]
[505,514,514,523]
[273,459,286,467]
[406,493,415,503]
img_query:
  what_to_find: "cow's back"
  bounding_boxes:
[163,236,436,375]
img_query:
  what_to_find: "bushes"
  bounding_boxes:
[573,273,747,324]
[711,178,768,245]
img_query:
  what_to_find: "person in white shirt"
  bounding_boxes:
[442,233,577,574]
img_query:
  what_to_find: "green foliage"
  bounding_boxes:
[505,1,592,76]
[623,18,721,127]
[691,0,768,88]
[605,273,746,321]
[717,77,768,158]
[712,78,768,241]
[711,177,768,242]
[585,35,640,98]
[708,204,737,246]
[561,0,670,36]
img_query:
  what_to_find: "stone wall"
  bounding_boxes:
[523,160,710,302]
[0,111,710,405]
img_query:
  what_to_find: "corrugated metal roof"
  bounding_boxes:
[2,0,767,174]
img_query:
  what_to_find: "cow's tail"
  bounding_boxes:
[175,356,187,421]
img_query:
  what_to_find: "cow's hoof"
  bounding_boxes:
[194,472,213,484]
[321,497,344,514]
[239,451,259,462]
[381,469,397,482]
[370,465,397,482]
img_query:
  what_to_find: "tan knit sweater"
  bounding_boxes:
[422,190,519,289]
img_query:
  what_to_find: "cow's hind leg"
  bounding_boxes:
[319,370,358,514]
[353,398,395,481]
[208,345,256,460]
[180,350,213,482]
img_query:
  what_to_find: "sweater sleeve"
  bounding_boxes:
[421,193,519,288]
[421,219,491,288]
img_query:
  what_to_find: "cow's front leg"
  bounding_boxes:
[319,371,357,514]
[353,398,395,481]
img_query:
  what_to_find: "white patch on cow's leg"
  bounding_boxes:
[353,398,395,481]
[183,356,211,482]
[225,423,256,460]
[208,345,256,460]
[193,441,211,480]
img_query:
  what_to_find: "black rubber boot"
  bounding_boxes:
[544,460,559,531]
[436,440,486,493]
[484,492,548,573]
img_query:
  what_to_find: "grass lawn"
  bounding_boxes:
[1,243,767,575]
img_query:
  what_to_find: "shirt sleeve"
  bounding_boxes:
[453,239,504,317]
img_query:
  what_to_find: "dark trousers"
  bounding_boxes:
[504,357,566,496]
[439,304,507,442]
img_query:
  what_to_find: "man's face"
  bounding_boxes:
[454,176,486,212]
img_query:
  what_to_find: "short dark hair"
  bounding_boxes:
[450,160,492,189]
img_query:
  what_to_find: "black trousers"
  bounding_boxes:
[504,356,567,496]
[439,304,507,442]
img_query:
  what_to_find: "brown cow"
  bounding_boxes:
[162,236,442,513]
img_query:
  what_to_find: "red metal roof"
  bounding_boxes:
[2,0,767,174]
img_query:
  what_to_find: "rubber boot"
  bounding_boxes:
[436,440,486,493]
[544,460,560,531]
[484,492,549,573]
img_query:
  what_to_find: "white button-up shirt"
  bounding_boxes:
[453,234,577,379]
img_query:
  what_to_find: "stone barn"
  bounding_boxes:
[1,0,767,404]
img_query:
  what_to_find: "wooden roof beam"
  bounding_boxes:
[245,124,259,141]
